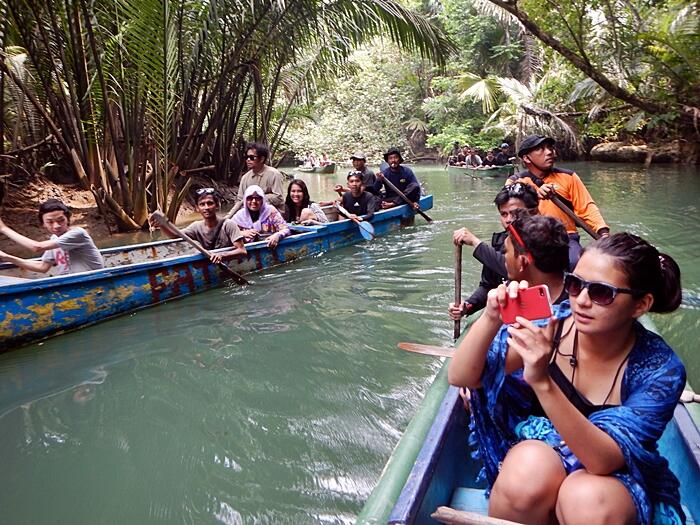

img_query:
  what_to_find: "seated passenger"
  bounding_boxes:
[465,148,482,167]
[152,188,246,264]
[0,198,104,274]
[340,171,379,221]
[232,185,290,248]
[283,179,329,225]
[449,184,541,318]
[448,233,685,525]
[481,150,498,167]
[494,142,514,165]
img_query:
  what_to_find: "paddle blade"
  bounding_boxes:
[358,221,375,240]
[398,342,454,358]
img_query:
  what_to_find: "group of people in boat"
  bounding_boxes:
[0,143,424,276]
[446,134,686,525]
[448,142,516,168]
[300,152,332,168]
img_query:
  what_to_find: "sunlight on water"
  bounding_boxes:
[0,162,698,523]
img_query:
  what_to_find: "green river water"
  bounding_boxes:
[0,163,698,524]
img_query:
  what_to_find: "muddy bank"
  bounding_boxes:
[0,173,202,257]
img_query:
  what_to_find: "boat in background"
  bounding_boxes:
[296,162,337,174]
[357,325,700,524]
[447,164,516,178]
[0,196,432,352]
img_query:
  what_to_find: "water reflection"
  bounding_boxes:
[0,162,698,523]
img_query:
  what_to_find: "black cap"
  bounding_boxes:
[383,147,404,163]
[517,135,555,158]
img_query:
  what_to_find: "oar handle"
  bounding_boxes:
[521,175,600,240]
[150,211,249,285]
[335,203,360,224]
[380,175,433,222]
[550,194,600,240]
[454,244,462,340]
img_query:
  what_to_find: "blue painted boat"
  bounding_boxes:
[0,196,433,352]
[358,345,700,524]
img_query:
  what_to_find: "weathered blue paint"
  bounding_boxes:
[0,196,433,352]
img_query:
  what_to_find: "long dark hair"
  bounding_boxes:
[585,233,682,313]
[284,179,311,221]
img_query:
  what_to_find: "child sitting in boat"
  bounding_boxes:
[448,233,686,525]
[0,198,104,275]
[232,185,290,248]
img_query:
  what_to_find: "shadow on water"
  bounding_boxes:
[0,161,698,523]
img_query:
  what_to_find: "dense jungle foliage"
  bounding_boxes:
[1,0,698,230]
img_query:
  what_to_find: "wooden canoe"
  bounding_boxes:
[357,327,700,524]
[447,165,515,178]
[295,162,337,174]
[0,195,432,352]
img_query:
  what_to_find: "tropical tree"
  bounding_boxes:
[0,0,453,230]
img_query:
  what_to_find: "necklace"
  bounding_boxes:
[568,329,631,406]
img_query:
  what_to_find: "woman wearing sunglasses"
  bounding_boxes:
[231,185,290,248]
[448,232,685,525]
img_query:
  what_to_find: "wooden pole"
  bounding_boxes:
[453,243,462,339]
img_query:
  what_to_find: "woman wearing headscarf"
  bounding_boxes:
[231,185,290,248]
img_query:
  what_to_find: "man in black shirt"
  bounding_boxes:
[494,142,514,166]
[448,183,539,319]
[341,171,379,221]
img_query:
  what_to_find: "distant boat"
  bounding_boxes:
[0,196,432,352]
[447,164,516,177]
[296,162,337,174]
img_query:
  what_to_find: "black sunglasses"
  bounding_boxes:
[563,272,643,306]
[245,155,259,160]
[196,187,216,195]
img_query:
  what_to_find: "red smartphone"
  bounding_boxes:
[498,284,552,324]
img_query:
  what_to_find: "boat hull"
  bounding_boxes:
[0,196,432,351]
[447,164,515,178]
[295,162,337,174]
[359,357,700,524]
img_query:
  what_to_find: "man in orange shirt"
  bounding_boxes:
[508,135,609,269]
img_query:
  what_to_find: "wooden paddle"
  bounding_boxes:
[336,203,375,240]
[454,243,462,340]
[432,506,524,525]
[398,342,454,358]
[150,211,249,285]
[549,194,600,240]
[522,176,600,240]
[379,175,433,222]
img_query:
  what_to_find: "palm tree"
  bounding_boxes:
[0,0,455,230]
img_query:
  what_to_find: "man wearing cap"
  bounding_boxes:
[509,134,609,268]
[373,147,421,210]
[494,143,514,166]
[333,152,377,196]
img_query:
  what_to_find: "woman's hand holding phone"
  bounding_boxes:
[492,281,557,388]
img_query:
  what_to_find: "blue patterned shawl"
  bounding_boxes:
[469,301,687,524]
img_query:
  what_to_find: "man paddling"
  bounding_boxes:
[509,135,609,268]
[0,199,104,275]
[152,188,246,264]
[373,147,421,210]
[340,171,379,221]
[448,183,539,319]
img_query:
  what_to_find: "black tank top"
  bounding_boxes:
[545,320,623,418]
